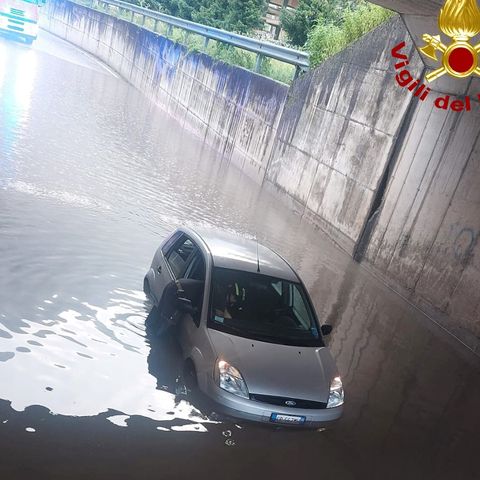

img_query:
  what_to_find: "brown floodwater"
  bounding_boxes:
[0,31,479,480]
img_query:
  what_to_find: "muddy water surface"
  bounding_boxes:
[0,32,479,480]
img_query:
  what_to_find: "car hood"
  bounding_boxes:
[208,328,337,402]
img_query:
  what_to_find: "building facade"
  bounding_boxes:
[265,0,299,39]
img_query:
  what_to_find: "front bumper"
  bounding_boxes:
[205,380,343,427]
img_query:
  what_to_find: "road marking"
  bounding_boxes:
[80,49,119,79]
[38,28,119,78]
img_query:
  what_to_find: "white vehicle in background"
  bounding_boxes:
[0,0,44,44]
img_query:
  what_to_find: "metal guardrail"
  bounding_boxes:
[79,0,309,78]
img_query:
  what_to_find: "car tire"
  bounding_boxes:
[143,277,151,298]
[183,359,198,393]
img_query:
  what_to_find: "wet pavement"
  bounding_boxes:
[0,31,479,480]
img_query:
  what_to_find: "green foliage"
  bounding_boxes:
[342,2,393,43]
[259,58,296,85]
[307,2,394,67]
[194,0,265,34]
[207,43,256,70]
[281,0,355,47]
[307,23,345,67]
[139,0,265,34]
[134,0,161,11]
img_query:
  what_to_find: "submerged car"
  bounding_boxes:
[144,227,344,427]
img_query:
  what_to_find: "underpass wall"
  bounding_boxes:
[365,82,480,352]
[266,19,422,253]
[41,1,480,352]
[361,1,480,351]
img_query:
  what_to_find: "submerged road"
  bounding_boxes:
[0,31,479,480]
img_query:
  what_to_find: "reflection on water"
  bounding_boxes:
[0,32,479,479]
[0,287,209,425]
[0,41,37,189]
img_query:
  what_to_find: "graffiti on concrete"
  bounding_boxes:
[454,227,478,263]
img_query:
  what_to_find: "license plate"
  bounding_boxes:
[270,413,306,425]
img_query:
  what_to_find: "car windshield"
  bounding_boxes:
[209,268,323,347]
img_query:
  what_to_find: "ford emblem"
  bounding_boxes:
[285,400,296,407]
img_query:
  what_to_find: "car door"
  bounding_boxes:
[152,234,197,305]
[178,250,206,358]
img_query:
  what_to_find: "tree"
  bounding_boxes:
[307,1,394,67]
[131,0,162,12]
[281,0,356,47]
[145,0,265,34]
[193,0,265,33]
[228,0,266,33]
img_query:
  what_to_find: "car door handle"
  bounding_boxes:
[157,265,162,274]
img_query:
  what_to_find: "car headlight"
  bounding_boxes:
[216,360,249,399]
[327,376,344,408]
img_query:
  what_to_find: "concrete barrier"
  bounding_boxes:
[41,0,480,353]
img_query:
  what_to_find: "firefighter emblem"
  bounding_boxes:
[420,0,480,81]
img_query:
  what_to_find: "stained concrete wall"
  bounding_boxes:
[41,1,480,352]
[365,92,480,351]
[364,1,480,351]
[266,19,422,252]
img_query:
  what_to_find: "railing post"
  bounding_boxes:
[255,53,264,73]
[154,19,159,32]
[129,10,134,22]
[141,15,146,26]
[203,36,210,51]
[166,24,173,37]
[294,65,301,81]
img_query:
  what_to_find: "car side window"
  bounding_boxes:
[166,236,196,279]
[161,231,183,256]
[183,252,206,327]
[185,254,206,282]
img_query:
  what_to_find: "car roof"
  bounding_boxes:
[183,227,299,282]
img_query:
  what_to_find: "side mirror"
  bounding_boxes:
[176,296,194,315]
[321,324,333,336]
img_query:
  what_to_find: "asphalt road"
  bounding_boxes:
[0,30,479,480]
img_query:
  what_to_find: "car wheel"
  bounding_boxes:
[143,277,151,298]
[183,359,198,393]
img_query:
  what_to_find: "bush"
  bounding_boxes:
[281,0,349,47]
[307,24,346,68]
[307,2,394,67]
[207,43,256,71]
[343,2,394,43]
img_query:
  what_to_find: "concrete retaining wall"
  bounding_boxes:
[41,1,480,353]
[266,20,422,252]
[365,90,480,351]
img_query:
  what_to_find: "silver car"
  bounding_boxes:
[144,227,344,427]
